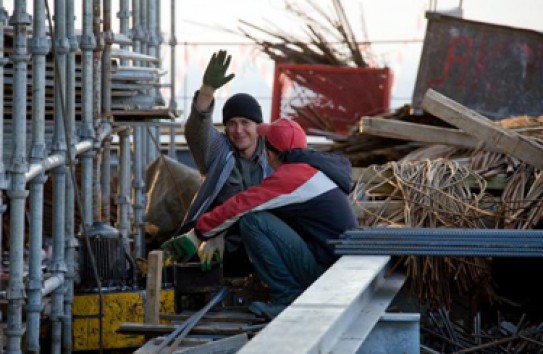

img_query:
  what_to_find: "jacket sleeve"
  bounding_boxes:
[185,91,223,174]
[195,163,338,239]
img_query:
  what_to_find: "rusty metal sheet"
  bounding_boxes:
[412,12,543,119]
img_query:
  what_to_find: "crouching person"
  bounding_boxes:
[163,119,357,319]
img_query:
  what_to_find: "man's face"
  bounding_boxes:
[225,117,259,156]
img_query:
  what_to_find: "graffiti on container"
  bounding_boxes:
[428,35,543,96]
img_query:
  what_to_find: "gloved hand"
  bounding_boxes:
[198,233,225,271]
[202,50,235,89]
[161,229,201,262]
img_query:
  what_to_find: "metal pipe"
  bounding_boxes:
[169,0,177,157]
[80,0,96,228]
[26,0,49,351]
[117,129,132,246]
[100,0,113,225]
[151,0,162,162]
[63,0,78,350]
[118,0,130,66]
[133,126,145,258]
[140,0,148,60]
[51,0,69,351]
[101,137,112,224]
[42,275,65,297]
[25,140,93,182]
[141,0,155,165]
[93,0,103,222]
[0,0,9,336]
[130,0,145,259]
[131,0,142,67]
[6,2,31,353]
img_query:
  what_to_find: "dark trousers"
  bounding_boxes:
[239,212,325,305]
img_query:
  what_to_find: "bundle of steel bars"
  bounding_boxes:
[333,228,543,258]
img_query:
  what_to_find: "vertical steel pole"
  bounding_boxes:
[0,1,9,335]
[169,0,177,157]
[80,0,96,229]
[118,0,130,66]
[101,0,113,225]
[93,0,103,222]
[51,0,69,352]
[118,0,133,258]
[5,1,31,353]
[117,129,132,247]
[141,0,151,165]
[63,0,78,351]
[132,0,145,258]
[133,127,145,258]
[149,0,161,162]
[26,0,49,351]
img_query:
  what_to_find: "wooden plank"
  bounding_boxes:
[145,250,164,324]
[173,334,249,354]
[422,89,543,169]
[360,117,503,152]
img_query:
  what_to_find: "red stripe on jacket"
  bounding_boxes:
[196,163,337,238]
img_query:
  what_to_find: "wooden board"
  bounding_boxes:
[422,89,543,169]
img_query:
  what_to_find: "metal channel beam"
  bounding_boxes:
[237,256,410,354]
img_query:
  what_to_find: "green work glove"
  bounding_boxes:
[202,50,235,89]
[197,233,225,271]
[161,229,201,262]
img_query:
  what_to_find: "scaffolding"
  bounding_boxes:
[0,1,177,353]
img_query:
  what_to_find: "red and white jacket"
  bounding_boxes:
[195,150,358,266]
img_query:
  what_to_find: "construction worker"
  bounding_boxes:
[177,50,272,276]
[163,118,358,319]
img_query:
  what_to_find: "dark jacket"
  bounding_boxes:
[196,149,358,266]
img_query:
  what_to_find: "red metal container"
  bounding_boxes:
[271,63,392,135]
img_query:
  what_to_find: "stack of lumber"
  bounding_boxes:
[347,89,543,308]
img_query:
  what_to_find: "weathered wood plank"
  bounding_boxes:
[422,89,543,169]
[360,117,501,152]
[144,250,164,324]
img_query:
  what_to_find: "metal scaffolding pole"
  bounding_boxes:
[50,0,69,351]
[117,128,132,247]
[133,127,145,258]
[132,0,146,259]
[101,0,113,224]
[117,0,130,66]
[80,0,96,228]
[63,0,78,351]
[0,1,8,341]
[169,0,177,157]
[92,0,103,222]
[5,1,31,353]
[141,0,153,165]
[25,0,49,351]
[150,0,162,161]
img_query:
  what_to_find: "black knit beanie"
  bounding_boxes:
[222,93,262,125]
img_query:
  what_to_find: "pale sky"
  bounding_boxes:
[4,1,542,122]
[164,0,543,122]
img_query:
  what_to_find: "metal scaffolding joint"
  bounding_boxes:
[8,10,31,26]
[53,37,70,54]
[79,34,97,50]
[30,36,50,55]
